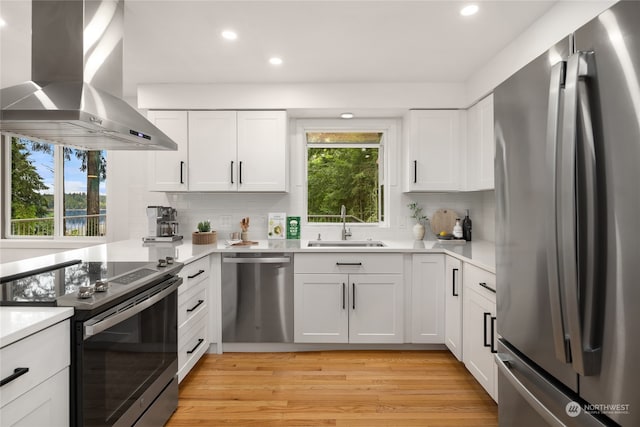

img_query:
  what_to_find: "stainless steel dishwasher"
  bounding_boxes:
[221,253,294,342]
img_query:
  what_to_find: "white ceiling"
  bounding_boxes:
[122,0,557,97]
[0,0,558,99]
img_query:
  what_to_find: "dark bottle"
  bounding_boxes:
[462,209,472,241]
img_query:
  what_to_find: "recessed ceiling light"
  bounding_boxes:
[460,4,479,16]
[221,30,237,40]
[340,113,354,119]
[269,57,283,66]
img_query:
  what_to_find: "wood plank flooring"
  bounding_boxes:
[166,350,497,427]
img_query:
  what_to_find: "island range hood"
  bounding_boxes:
[0,0,177,151]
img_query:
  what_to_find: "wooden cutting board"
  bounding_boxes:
[430,208,459,235]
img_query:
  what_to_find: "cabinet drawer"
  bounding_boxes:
[464,263,496,298]
[0,321,69,408]
[179,256,210,293]
[295,253,402,274]
[178,310,208,382]
[178,279,208,330]
[0,367,69,426]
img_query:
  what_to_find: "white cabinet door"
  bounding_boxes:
[405,110,462,191]
[294,274,349,343]
[444,256,463,360]
[237,111,287,192]
[463,279,497,402]
[466,94,494,191]
[410,254,445,343]
[188,111,237,191]
[147,110,188,191]
[349,274,404,344]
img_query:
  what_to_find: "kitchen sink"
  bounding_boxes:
[307,240,386,248]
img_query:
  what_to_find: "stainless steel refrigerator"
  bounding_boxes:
[495,1,639,426]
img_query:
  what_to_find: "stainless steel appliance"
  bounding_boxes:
[144,206,183,243]
[495,2,639,425]
[0,0,177,151]
[0,258,183,426]
[221,253,293,342]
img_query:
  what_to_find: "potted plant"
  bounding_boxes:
[192,220,216,245]
[407,201,428,240]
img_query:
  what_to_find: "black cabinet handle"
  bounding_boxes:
[483,312,492,347]
[187,299,204,313]
[186,338,204,354]
[239,161,243,184]
[342,283,346,310]
[187,269,205,279]
[478,282,496,293]
[230,161,234,184]
[336,262,362,266]
[414,160,417,183]
[490,316,498,353]
[352,283,356,310]
[452,268,459,296]
[180,161,185,184]
[1,367,29,387]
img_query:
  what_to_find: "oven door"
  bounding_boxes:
[75,277,180,427]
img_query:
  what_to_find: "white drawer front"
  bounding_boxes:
[178,279,208,330]
[0,321,69,408]
[179,256,210,294]
[464,263,496,298]
[295,253,403,274]
[178,309,208,382]
[0,367,69,426]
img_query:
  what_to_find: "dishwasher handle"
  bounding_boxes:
[223,256,291,264]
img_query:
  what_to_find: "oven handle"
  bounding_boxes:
[84,279,180,339]
[223,257,290,264]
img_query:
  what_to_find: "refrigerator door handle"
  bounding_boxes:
[545,60,571,364]
[495,353,566,427]
[561,51,602,376]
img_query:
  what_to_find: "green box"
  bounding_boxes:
[286,216,300,239]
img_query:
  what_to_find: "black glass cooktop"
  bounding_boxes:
[0,259,179,310]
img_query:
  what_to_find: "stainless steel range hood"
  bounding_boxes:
[0,0,177,151]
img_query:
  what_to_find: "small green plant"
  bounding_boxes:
[407,201,427,223]
[197,220,211,233]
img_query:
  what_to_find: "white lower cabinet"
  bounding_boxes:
[294,254,404,344]
[0,320,70,427]
[462,263,498,402]
[410,254,445,343]
[177,255,211,382]
[444,256,463,360]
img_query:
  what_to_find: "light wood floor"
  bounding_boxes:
[166,350,498,427]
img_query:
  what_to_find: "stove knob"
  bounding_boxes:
[157,258,168,268]
[95,280,109,292]
[166,256,174,265]
[78,285,94,299]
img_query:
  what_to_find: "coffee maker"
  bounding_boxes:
[143,206,183,242]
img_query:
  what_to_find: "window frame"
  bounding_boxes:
[1,133,107,241]
[299,119,395,229]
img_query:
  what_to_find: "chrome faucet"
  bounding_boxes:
[341,205,352,240]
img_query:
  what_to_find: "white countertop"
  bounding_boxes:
[0,238,495,277]
[0,307,74,348]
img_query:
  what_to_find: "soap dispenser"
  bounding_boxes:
[453,218,463,239]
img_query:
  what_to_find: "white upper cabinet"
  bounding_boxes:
[236,111,288,192]
[465,94,495,191]
[147,110,189,192]
[148,110,287,192]
[404,110,463,192]
[188,111,237,191]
